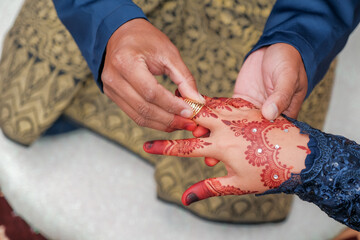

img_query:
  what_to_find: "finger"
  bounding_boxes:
[180,97,219,129]
[106,89,176,132]
[182,177,253,206]
[175,89,182,97]
[192,125,210,138]
[164,52,205,104]
[181,95,224,130]
[143,138,213,157]
[282,91,306,119]
[104,79,197,131]
[119,61,195,119]
[261,76,297,120]
[282,69,307,118]
[204,157,220,167]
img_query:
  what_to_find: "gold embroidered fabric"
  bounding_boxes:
[0,0,335,222]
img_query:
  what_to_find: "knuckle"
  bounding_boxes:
[183,73,195,84]
[112,50,135,66]
[101,69,110,83]
[137,103,152,118]
[165,41,179,54]
[165,116,175,128]
[143,88,157,103]
[165,102,176,114]
[134,116,148,127]
[112,52,128,69]
[112,51,145,77]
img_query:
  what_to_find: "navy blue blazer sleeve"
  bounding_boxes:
[248,0,360,97]
[52,0,147,90]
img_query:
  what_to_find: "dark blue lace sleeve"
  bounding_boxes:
[262,116,360,231]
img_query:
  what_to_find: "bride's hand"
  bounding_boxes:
[143,96,310,205]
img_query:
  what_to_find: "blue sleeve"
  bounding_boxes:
[248,0,360,98]
[262,116,360,231]
[52,0,147,90]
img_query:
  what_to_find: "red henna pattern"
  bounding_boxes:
[143,139,212,156]
[260,165,289,188]
[222,117,295,188]
[240,121,263,141]
[245,142,274,167]
[297,145,311,154]
[164,139,212,155]
[194,106,218,119]
[206,97,233,111]
[194,97,257,120]
[226,98,257,109]
[221,119,249,137]
[206,178,257,196]
[181,178,257,205]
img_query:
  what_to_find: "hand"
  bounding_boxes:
[102,19,204,132]
[233,43,308,120]
[143,96,309,205]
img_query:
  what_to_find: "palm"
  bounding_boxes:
[233,43,308,120]
[233,47,269,107]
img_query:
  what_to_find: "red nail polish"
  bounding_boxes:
[143,141,154,151]
[182,192,199,206]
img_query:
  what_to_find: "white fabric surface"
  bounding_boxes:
[0,130,343,240]
[1,0,359,239]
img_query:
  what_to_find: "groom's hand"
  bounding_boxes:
[233,43,308,120]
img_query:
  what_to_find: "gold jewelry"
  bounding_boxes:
[183,98,204,119]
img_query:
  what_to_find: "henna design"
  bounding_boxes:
[222,118,297,188]
[260,165,289,188]
[245,142,274,166]
[193,96,257,120]
[182,178,257,205]
[206,97,233,111]
[297,145,311,154]
[226,98,257,109]
[193,106,218,119]
[206,178,257,196]
[144,138,212,156]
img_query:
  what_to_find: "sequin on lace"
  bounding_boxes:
[262,115,360,231]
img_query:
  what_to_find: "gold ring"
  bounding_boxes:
[183,98,204,119]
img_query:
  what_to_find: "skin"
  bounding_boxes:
[102,19,204,132]
[102,18,305,131]
[233,43,308,120]
[143,96,310,205]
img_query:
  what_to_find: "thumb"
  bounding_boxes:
[261,77,296,120]
[182,177,254,206]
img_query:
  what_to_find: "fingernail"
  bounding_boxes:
[183,192,199,206]
[180,109,193,118]
[143,141,154,151]
[198,93,206,104]
[270,103,278,119]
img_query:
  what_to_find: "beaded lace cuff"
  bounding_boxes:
[262,116,360,231]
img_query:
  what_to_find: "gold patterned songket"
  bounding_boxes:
[183,99,204,119]
[0,0,335,224]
